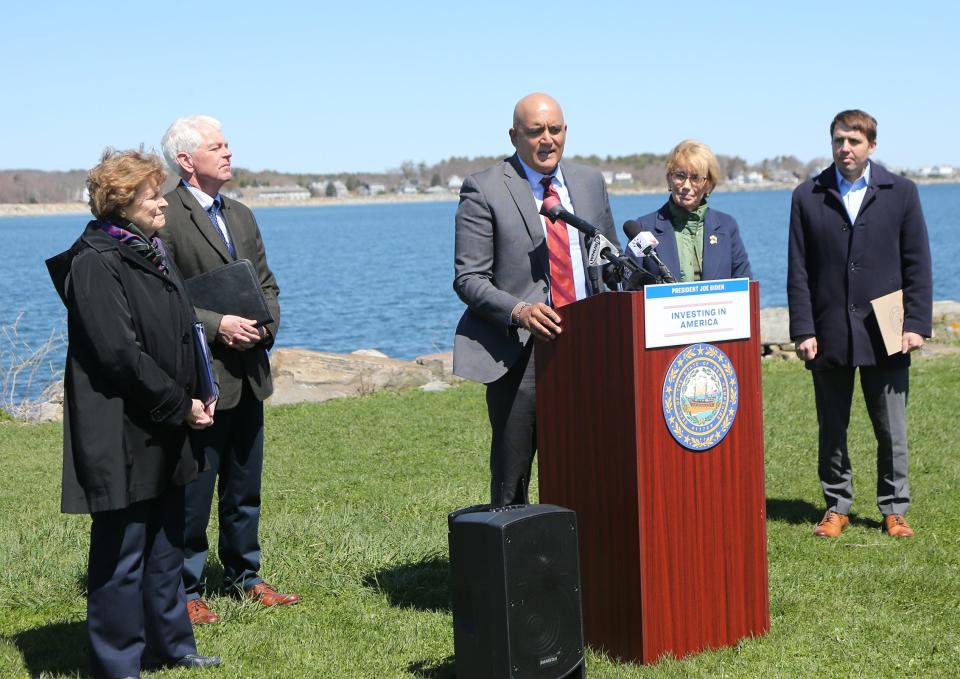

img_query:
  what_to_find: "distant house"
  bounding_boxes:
[919,165,955,178]
[447,175,463,191]
[331,181,349,198]
[250,185,311,201]
[612,171,633,184]
[601,171,614,185]
[769,170,800,184]
[397,183,418,195]
[731,171,766,185]
[357,182,386,196]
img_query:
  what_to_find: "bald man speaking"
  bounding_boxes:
[453,93,619,506]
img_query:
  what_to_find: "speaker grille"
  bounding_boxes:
[504,511,582,676]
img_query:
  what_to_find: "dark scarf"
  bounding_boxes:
[668,198,709,228]
[98,219,168,273]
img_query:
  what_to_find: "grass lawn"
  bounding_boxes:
[1,355,958,678]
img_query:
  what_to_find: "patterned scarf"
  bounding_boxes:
[98,219,168,273]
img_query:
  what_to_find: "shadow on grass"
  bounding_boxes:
[9,620,89,678]
[766,497,822,525]
[202,560,225,594]
[363,554,450,612]
[766,497,882,529]
[408,656,455,678]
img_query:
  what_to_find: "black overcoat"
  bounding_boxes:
[47,223,200,514]
[787,162,932,370]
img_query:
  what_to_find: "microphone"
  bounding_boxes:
[626,231,659,258]
[540,196,644,287]
[622,220,677,284]
[541,195,601,239]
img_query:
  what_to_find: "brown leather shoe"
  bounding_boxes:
[883,513,914,538]
[813,510,849,538]
[245,582,301,607]
[187,598,220,625]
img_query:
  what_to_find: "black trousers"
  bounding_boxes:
[87,486,195,679]
[183,381,265,597]
[486,343,537,506]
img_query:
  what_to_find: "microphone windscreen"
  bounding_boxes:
[540,195,563,219]
[623,219,642,239]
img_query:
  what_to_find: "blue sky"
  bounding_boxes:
[2,1,956,173]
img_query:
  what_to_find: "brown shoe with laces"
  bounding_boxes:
[813,510,849,538]
[245,582,301,607]
[883,513,914,538]
[187,598,220,625]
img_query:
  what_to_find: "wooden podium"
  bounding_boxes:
[535,283,769,664]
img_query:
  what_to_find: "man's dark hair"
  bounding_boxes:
[830,110,878,143]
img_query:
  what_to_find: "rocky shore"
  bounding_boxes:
[13,302,960,424]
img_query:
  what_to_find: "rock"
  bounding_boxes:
[415,352,461,381]
[759,307,790,345]
[419,381,451,393]
[351,349,389,358]
[269,348,436,405]
[932,300,960,324]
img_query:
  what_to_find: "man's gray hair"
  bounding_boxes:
[160,115,222,175]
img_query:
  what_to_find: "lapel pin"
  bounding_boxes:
[709,234,718,245]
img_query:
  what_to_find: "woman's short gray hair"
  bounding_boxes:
[160,115,222,174]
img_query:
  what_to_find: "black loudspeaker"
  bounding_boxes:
[448,504,585,679]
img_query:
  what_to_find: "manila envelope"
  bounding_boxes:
[870,289,903,356]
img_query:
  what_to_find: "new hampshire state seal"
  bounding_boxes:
[662,343,738,451]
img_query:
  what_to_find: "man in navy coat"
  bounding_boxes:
[787,110,932,539]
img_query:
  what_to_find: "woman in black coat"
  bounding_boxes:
[47,149,220,678]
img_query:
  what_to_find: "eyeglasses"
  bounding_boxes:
[669,171,707,187]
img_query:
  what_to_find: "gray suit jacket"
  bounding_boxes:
[453,155,617,383]
[159,184,280,409]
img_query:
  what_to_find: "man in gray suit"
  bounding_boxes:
[159,115,299,624]
[453,93,618,506]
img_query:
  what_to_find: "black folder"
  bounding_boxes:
[192,321,219,406]
[184,259,274,325]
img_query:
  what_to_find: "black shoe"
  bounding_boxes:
[173,653,222,669]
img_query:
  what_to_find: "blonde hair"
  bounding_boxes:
[665,139,722,195]
[87,148,167,221]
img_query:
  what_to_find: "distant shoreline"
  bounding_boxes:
[2,178,957,218]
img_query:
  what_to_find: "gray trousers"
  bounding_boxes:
[812,366,910,516]
[486,343,537,506]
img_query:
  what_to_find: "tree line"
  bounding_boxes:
[0,154,832,204]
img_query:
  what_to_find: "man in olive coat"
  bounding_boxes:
[787,109,932,539]
[159,115,299,624]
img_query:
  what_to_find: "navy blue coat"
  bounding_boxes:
[630,200,752,283]
[787,162,932,370]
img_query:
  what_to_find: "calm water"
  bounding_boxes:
[2,184,958,400]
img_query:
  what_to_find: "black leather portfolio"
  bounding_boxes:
[184,259,274,325]
[192,321,219,406]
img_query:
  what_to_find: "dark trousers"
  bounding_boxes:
[183,382,264,598]
[88,486,195,679]
[486,343,537,506]
[812,365,910,516]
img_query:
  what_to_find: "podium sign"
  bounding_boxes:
[644,278,750,348]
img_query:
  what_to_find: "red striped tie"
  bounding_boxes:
[541,177,576,308]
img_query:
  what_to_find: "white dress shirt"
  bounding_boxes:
[183,181,236,252]
[835,162,871,223]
